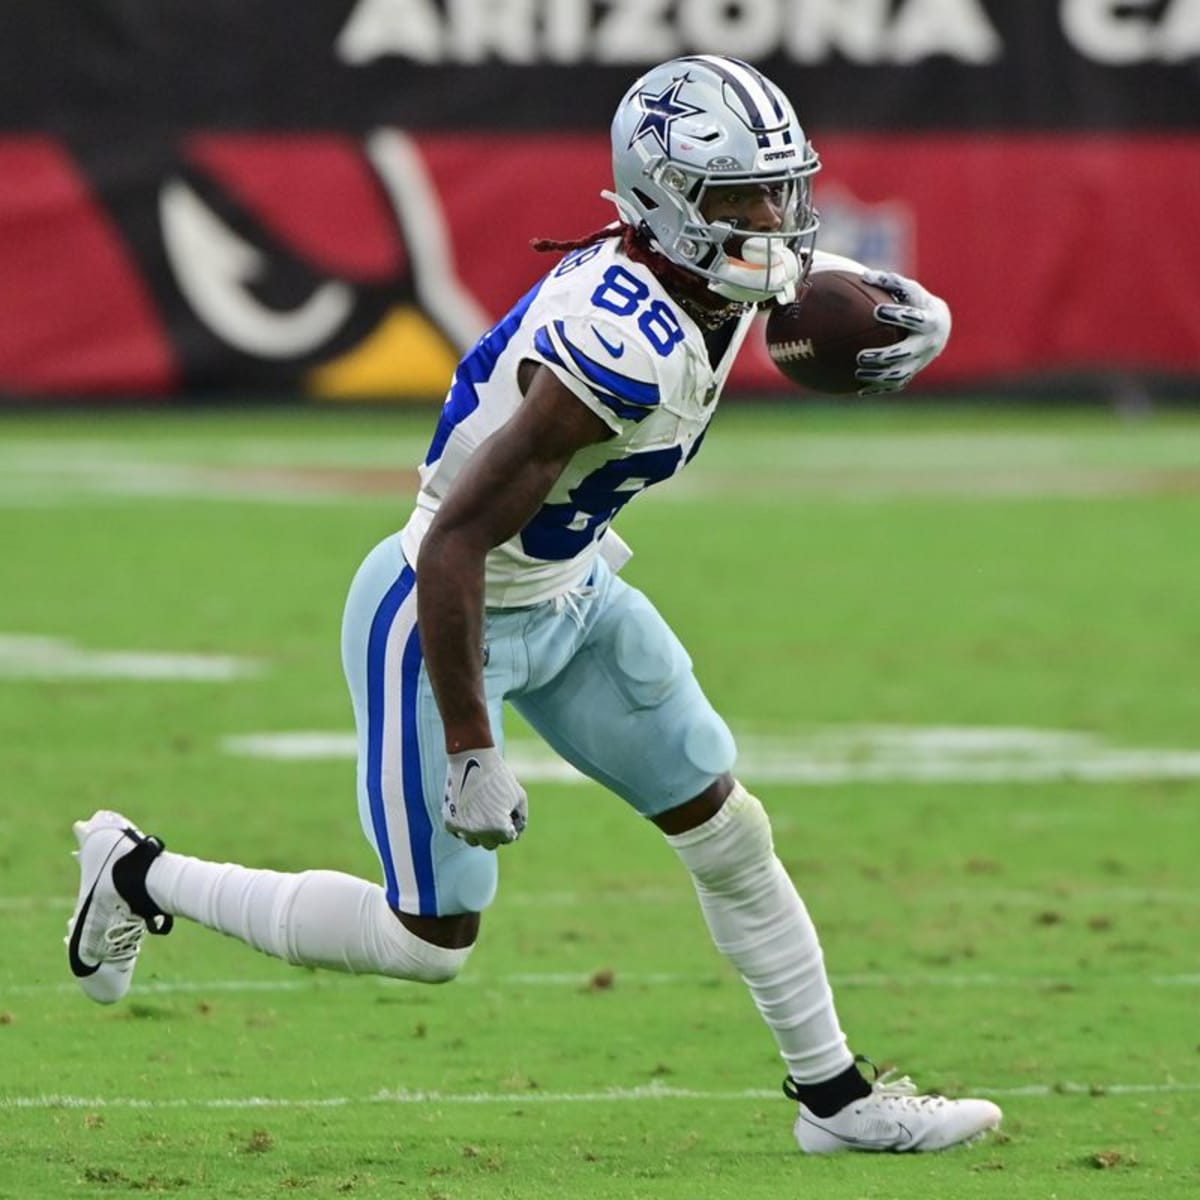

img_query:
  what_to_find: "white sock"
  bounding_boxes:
[666,782,853,1084]
[145,852,469,983]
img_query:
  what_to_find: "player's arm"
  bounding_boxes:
[416,366,610,846]
[808,251,951,394]
[419,365,609,750]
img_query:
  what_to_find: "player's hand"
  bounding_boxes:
[442,747,528,850]
[854,270,952,395]
[710,237,801,305]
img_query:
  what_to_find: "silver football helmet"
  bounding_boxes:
[607,55,820,300]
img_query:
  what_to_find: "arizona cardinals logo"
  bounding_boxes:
[151,129,489,397]
[160,179,355,359]
[627,76,704,156]
[19,126,494,397]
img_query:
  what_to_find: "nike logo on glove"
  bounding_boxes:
[460,757,481,790]
[593,328,625,358]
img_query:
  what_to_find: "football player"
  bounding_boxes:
[67,55,997,1154]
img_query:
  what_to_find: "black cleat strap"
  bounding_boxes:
[111,829,174,936]
[783,1056,874,1117]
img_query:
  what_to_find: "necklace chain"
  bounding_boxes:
[677,292,750,330]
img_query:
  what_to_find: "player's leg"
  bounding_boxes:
[657,778,1000,1150]
[338,532,499,940]
[650,775,859,1091]
[514,563,1001,1151]
[67,807,470,1006]
[512,567,852,1081]
[66,534,496,1002]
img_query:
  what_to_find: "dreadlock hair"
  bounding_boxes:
[531,222,746,327]
[530,221,628,257]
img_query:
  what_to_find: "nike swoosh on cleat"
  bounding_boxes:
[67,888,101,977]
[593,327,625,358]
[798,1114,915,1151]
[66,838,124,977]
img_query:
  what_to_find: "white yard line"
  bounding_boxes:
[4,971,1198,998]
[6,882,1200,914]
[222,725,1200,784]
[2,1080,1197,1112]
[0,635,261,682]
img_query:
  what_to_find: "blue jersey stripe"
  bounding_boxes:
[591,389,658,422]
[425,275,547,467]
[532,323,565,367]
[555,322,660,409]
[365,565,416,910]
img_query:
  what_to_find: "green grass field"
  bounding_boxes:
[1,404,1198,1199]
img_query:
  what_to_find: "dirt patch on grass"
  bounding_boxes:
[190,463,418,498]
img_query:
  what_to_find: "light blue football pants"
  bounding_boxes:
[340,532,737,917]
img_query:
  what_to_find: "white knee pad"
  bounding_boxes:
[381,903,474,985]
[666,781,774,892]
[347,880,474,984]
[282,870,475,984]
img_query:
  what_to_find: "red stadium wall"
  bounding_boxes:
[0,139,178,396]
[2,131,1196,397]
[2,1,1198,400]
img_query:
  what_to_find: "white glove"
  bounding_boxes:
[854,269,952,395]
[443,746,528,850]
[709,236,801,305]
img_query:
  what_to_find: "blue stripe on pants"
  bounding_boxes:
[365,564,435,913]
[400,621,436,914]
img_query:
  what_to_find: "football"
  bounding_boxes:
[765,270,904,394]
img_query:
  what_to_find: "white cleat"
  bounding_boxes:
[65,810,173,1004]
[791,1063,1002,1154]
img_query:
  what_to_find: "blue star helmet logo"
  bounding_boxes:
[627,76,705,156]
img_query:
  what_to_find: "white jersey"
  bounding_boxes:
[400,237,758,607]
